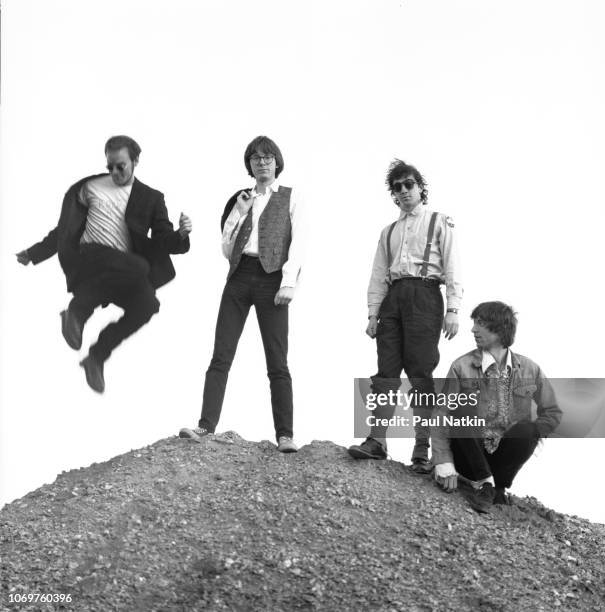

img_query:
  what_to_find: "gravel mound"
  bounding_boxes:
[1,433,603,611]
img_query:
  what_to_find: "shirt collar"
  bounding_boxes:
[481,349,512,373]
[252,179,280,197]
[398,204,426,220]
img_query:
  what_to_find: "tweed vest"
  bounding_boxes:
[228,186,292,279]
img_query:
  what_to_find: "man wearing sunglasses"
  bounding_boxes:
[348,159,462,470]
[16,135,192,393]
[179,135,304,453]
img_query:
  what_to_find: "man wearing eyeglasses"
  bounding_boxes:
[348,159,462,470]
[179,135,303,453]
[16,135,192,393]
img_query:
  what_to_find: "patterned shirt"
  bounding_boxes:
[79,176,132,252]
[482,350,513,453]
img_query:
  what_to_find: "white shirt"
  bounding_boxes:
[367,205,462,316]
[79,175,132,252]
[222,180,304,288]
[481,349,513,374]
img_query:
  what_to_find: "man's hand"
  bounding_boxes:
[178,213,192,238]
[235,190,253,216]
[442,311,459,340]
[16,250,31,266]
[274,286,295,306]
[434,462,458,492]
[366,315,378,338]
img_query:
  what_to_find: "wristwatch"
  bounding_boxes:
[446,308,459,314]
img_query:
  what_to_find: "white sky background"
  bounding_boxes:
[1,0,604,523]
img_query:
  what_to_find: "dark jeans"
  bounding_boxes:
[69,244,160,362]
[199,255,293,439]
[450,422,539,488]
[370,278,443,460]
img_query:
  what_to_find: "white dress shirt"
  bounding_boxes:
[367,205,463,317]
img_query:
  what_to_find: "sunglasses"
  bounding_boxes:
[106,163,128,172]
[392,179,417,193]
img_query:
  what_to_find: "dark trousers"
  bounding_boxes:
[450,422,539,489]
[69,244,160,362]
[370,278,443,460]
[199,255,293,439]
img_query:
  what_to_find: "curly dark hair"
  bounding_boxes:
[385,159,428,204]
[471,301,518,348]
[104,135,142,162]
[244,135,284,179]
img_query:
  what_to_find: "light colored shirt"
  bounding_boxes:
[367,205,462,317]
[222,180,304,288]
[79,176,132,252]
[481,349,513,375]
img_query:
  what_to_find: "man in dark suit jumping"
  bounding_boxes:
[16,135,192,393]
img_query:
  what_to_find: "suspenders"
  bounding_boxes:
[385,211,438,283]
[385,221,397,283]
[420,211,438,278]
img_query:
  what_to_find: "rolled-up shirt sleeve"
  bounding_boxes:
[280,188,305,288]
[439,216,463,311]
[367,228,390,318]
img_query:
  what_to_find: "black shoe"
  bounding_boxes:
[411,458,433,474]
[80,355,105,393]
[60,308,83,350]
[347,437,387,460]
[493,487,509,505]
[463,482,495,513]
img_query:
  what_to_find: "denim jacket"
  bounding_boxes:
[431,349,562,465]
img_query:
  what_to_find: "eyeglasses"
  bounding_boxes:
[107,163,128,172]
[250,154,275,164]
[392,179,417,193]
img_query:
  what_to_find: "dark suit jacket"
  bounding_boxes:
[27,173,190,291]
[220,188,252,232]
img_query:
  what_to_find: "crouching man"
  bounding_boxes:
[432,301,562,513]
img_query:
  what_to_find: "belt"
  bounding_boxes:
[391,276,441,287]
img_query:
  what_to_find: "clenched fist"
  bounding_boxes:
[178,212,192,238]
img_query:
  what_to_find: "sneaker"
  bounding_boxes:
[179,427,210,441]
[493,487,509,505]
[463,482,495,513]
[411,458,433,474]
[347,437,387,460]
[277,436,298,453]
